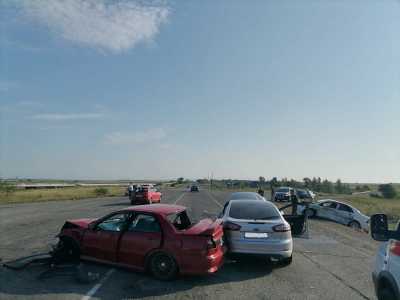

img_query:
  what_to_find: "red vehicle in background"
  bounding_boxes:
[130,184,162,205]
[55,204,225,280]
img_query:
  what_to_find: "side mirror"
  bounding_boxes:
[371,214,389,241]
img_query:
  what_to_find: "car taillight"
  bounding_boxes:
[206,238,217,250]
[223,221,241,231]
[389,240,400,256]
[273,223,291,232]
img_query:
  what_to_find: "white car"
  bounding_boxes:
[273,187,294,202]
[298,199,370,231]
[371,214,400,300]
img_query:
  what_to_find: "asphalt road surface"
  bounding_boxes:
[0,188,381,299]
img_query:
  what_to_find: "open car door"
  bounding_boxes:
[282,214,306,236]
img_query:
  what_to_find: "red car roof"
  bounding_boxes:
[122,204,186,216]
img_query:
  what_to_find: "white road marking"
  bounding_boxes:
[205,191,223,208]
[81,268,115,300]
[173,193,185,204]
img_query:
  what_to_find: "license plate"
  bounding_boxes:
[244,232,268,239]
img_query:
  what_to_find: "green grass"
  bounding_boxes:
[0,186,126,204]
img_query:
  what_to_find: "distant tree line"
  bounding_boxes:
[195,177,398,199]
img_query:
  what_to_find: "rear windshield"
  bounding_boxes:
[229,201,281,220]
[166,210,192,230]
[276,188,289,193]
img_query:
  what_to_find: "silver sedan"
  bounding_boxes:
[298,199,370,232]
[220,199,293,265]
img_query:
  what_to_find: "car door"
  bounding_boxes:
[118,213,162,268]
[336,204,354,225]
[81,212,131,262]
[317,201,338,220]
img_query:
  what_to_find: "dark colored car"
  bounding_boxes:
[190,185,199,192]
[56,204,225,280]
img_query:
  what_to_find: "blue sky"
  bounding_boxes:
[1,0,399,182]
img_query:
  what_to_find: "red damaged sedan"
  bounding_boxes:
[55,204,225,280]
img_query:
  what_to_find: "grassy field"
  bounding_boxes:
[0,186,126,204]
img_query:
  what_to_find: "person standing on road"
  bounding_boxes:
[128,183,134,199]
[290,189,299,215]
[257,187,264,197]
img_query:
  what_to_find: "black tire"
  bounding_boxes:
[304,208,316,218]
[349,221,361,231]
[378,287,396,300]
[149,252,178,281]
[279,255,292,266]
[53,238,80,263]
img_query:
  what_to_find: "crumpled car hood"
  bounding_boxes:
[66,218,97,229]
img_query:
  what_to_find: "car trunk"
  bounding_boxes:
[182,219,224,249]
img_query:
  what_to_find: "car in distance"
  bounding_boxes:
[220,199,293,265]
[296,189,315,201]
[370,214,400,300]
[55,204,225,280]
[299,199,369,231]
[190,185,199,192]
[273,187,294,202]
[131,185,162,205]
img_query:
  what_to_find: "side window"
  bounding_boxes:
[128,214,160,233]
[97,213,130,232]
[320,202,337,209]
[338,204,353,213]
[329,202,338,209]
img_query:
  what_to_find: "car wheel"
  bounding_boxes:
[378,287,396,300]
[304,208,316,218]
[53,238,80,263]
[279,255,292,266]
[349,221,361,231]
[149,252,178,281]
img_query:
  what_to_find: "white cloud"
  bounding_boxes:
[32,113,104,121]
[105,128,167,145]
[17,0,170,53]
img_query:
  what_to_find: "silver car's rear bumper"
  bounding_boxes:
[227,237,293,258]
